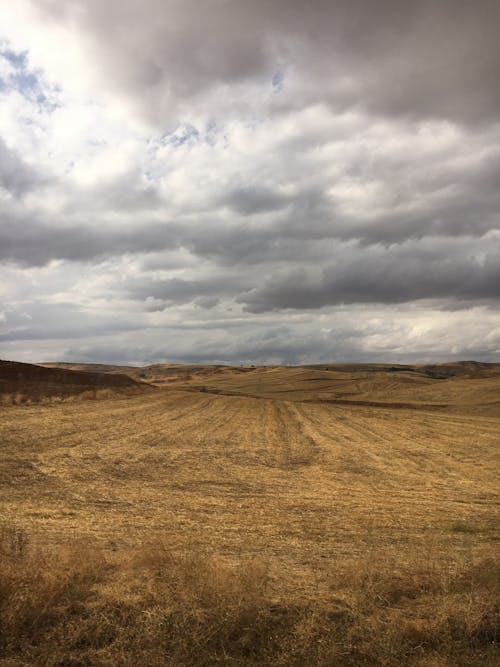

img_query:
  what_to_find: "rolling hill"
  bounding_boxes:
[0,359,150,403]
[0,360,498,664]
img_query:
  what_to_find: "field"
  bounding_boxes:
[0,362,499,665]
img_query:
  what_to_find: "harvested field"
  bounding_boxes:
[0,363,499,665]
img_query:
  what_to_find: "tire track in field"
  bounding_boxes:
[30,392,219,484]
[91,392,219,449]
[205,396,273,466]
[24,391,209,450]
[99,395,215,449]
[258,400,319,468]
[34,392,237,504]
[292,403,394,476]
[151,394,221,442]
[222,398,283,467]
[329,408,390,446]
[188,395,252,441]
[416,411,500,436]
[263,400,294,468]
[359,409,500,459]
[326,407,471,478]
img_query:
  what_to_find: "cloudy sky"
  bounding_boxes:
[0,0,499,365]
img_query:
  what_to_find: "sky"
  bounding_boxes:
[0,0,499,366]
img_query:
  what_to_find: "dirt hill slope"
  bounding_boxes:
[0,359,149,403]
[40,361,231,382]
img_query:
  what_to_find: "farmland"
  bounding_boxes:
[0,361,499,665]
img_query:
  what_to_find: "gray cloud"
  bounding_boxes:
[0,302,144,342]
[36,0,500,126]
[2,140,499,267]
[41,307,500,366]
[0,216,180,266]
[57,325,374,367]
[127,275,236,306]
[1,2,499,365]
[0,138,45,196]
[239,242,500,312]
[223,185,290,216]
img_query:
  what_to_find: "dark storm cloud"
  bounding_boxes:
[60,311,500,366]
[330,147,500,244]
[127,276,234,305]
[0,216,180,266]
[60,325,359,366]
[37,0,500,125]
[3,184,499,269]
[118,235,500,312]
[239,244,500,312]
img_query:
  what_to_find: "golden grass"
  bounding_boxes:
[1,525,498,665]
[0,366,499,664]
[0,387,129,406]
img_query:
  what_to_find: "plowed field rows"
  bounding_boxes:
[1,370,498,598]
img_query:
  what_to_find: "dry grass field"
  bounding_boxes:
[0,361,499,665]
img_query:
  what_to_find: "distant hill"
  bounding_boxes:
[0,359,149,403]
[38,360,500,391]
[40,362,141,375]
[40,362,235,383]
[302,361,500,379]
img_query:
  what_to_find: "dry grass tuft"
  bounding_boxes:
[0,526,109,662]
[0,526,498,665]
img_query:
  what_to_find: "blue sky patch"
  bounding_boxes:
[272,70,285,92]
[162,124,200,148]
[0,45,59,112]
[2,47,28,69]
